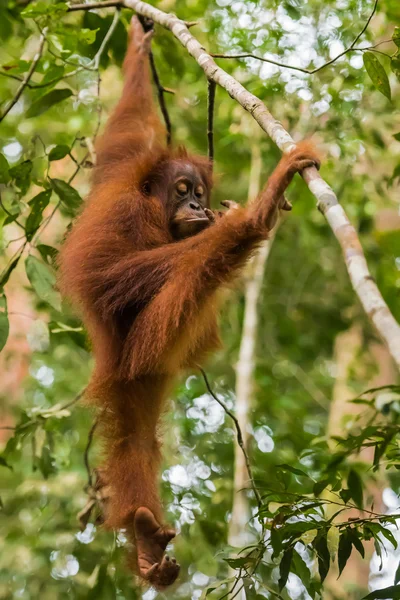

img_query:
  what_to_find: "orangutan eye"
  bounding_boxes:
[195,185,204,198]
[176,181,188,196]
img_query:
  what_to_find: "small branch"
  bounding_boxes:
[0,194,25,230]
[207,80,216,164]
[59,388,86,411]
[67,0,122,11]
[0,27,48,123]
[92,7,120,70]
[137,15,173,145]
[149,51,172,145]
[350,0,379,48]
[198,367,262,508]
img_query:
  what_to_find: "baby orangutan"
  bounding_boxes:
[59,16,320,590]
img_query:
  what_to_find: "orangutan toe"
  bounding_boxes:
[134,507,179,589]
[144,554,180,589]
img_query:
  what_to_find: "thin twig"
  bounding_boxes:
[92,8,120,70]
[0,195,25,230]
[212,0,380,76]
[67,0,122,11]
[59,388,86,411]
[149,51,172,145]
[0,27,48,123]
[350,0,379,48]
[84,419,98,488]
[137,14,173,144]
[198,367,262,508]
[207,80,216,164]
[0,67,81,89]
[212,43,391,75]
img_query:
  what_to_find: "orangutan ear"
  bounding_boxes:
[141,179,151,196]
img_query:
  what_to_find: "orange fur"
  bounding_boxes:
[58,17,320,589]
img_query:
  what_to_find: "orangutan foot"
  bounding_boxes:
[134,506,180,589]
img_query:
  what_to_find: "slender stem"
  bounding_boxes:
[207,80,216,164]
[59,388,86,411]
[350,0,379,49]
[212,0,380,76]
[198,367,262,508]
[84,419,98,488]
[67,0,122,11]
[0,195,25,230]
[0,27,48,123]
[149,51,172,145]
[92,8,120,70]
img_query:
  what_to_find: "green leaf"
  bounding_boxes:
[292,550,310,587]
[0,154,10,184]
[278,547,293,591]
[283,521,321,537]
[50,178,82,215]
[0,293,9,352]
[363,52,391,100]
[21,2,67,17]
[25,255,61,311]
[270,526,282,558]
[393,26,400,48]
[338,531,352,576]
[9,160,33,195]
[314,534,330,583]
[79,28,99,45]
[48,145,70,161]
[38,444,56,479]
[0,456,12,470]
[361,585,400,599]
[40,65,65,87]
[314,478,330,496]
[391,164,400,183]
[391,56,400,81]
[395,561,400,585]
[347,469,363,508]
[37,244,58,266]
[25,190,51,240]
[327,526,340,560]
[393,133,400,142]
[0,254,22,288]
[26,89,73,118]
[276,464,311,478]
[348,528,365,558]
[368,523,397,550]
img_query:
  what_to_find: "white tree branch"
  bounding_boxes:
[73,1,400,370]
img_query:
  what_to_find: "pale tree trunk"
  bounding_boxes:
[228,134,277,598]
